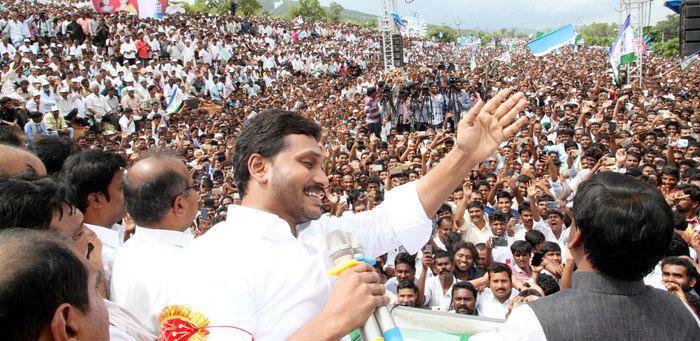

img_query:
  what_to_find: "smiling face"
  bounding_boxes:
[453,247,474,271]
[268,134,329,225]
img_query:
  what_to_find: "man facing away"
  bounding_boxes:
[161,89,528,340]
[111,151,198,333]
[478,172,700,340]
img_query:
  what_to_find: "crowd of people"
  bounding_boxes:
[0,0,699,339]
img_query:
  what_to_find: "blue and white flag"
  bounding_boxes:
[166,85,188,114]
[526,24,577,57]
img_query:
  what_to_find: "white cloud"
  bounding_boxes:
[319,0,675,30]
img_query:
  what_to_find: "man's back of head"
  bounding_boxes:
[572,172,673,280]
[0,144,47,179]
[27,135,79,175]
[124,150,197,231]
[0,124,26,147]
[0,229,109,340]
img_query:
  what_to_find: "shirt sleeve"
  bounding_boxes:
[313,181,432,257]
[470,305,546,341]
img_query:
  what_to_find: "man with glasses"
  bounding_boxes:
[110,150,198,333]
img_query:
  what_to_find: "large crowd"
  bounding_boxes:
[0,0,699,339]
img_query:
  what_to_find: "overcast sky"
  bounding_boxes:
[318,0,675,31]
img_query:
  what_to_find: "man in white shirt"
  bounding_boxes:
[111,152,197,333]
[476,262,519,319]
[418,249,456,310]
[161,90,528,340]
[85,84,111,128]
[118,107,139,135]
[63,150,127,296]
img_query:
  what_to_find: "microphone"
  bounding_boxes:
[326,230,383,341]
[345,232,403,341]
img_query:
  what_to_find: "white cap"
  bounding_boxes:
[50,105,59,112]
[59,87,69,93]
[41,80,50,86]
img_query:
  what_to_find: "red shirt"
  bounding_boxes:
[135,40,151,59]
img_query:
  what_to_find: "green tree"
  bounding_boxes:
[579,22,617,46]
[239,0,262,16]
[653,37,680,58]
[287,0,327,21]
[328,2,343,22]
[427,25,458,42]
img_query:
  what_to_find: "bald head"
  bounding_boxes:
[0,145,46,179]
[124,152,196,229]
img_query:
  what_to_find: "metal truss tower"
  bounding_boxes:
[616,0,653,86]
[379,0,400,71]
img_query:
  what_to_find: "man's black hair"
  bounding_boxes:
[27,136,80,175]
[539,241,561,254]
[451,281,478,299]
[0,229,90,340]
[62,150,126,212]
[661,256,699,283]
[450,240,479,262]
[573,172,673,281]
[487,262,512,277]
[518,288,543,298]
[397,278,418,293]
[525,230,546,248]
[496,191,512,201]
[0,178,75,231]
[468,200,484,210]
[536,273,560,295]
[124,152,191,225]
[443,231,462,253]
[660,166,680,180]
[0,125,24,146]
[433,249,451,261]
[665,233,691,258]
[490,212,507,223]
[510,240,533,256]
[233,109,320,197]
[394,252,416,270]
[518,201,532,214]
[678,184,700,204]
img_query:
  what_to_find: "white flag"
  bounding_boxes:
[274,1,284,9]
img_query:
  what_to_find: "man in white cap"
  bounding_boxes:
[39,79,56,114]
[25,91,40,113]
[120,86,141,112]
[44,105,73,139]
[85,83,110,131]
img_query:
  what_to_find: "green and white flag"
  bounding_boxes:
[681,51,699,71]
[609,15,636,84]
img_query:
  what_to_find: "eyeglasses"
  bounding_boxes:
[171,184,197,207]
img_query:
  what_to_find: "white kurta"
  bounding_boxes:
[162,182,432,340]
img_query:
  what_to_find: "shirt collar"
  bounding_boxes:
[85,223,122,249]
[226,204,296,242]
[572,272,647,296]
[132,226,193,247]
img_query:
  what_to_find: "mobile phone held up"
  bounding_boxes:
[531,252,544,267]
[492,236,508,247]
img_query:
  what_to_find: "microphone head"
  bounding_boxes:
[326,229,354,264]
[345,231,365,257]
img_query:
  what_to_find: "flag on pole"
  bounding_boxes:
[526,24,577,57]
[497,50,512,66]
[681,51,699,71]
[166,86,188,114]
[609,15,637,84]
[274,1,284,9]
[469,48,477,71]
